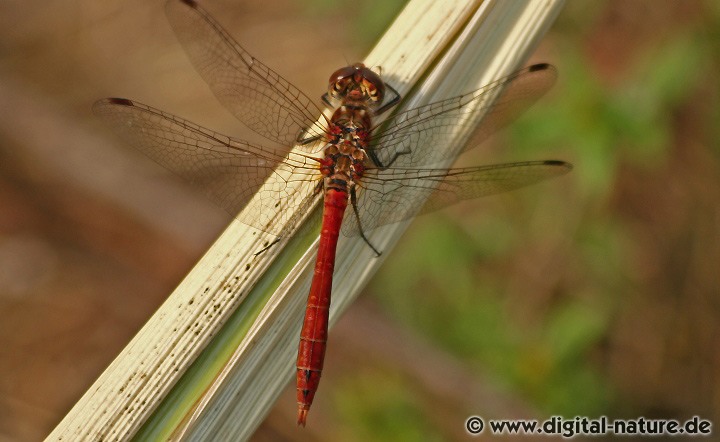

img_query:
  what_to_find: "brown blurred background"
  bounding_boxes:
[1,0,718,441]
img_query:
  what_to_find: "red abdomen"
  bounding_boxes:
[296,188,348,426]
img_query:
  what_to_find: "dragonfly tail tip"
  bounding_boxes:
[297,408,308,427]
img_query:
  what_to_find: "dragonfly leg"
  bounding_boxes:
[374,83,401,116]
[297,133,323,145]
[321,92,333,108]
[297,113,331,145]
[367,143,411,170]
[350,186,382,257]
[253,181,324,256]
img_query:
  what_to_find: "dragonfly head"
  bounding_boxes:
[328,63,385,108]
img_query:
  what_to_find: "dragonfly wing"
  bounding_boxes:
[342,160,571,236]
[93,98,319,235]
[165,0,326,149]
[369,64,557,168]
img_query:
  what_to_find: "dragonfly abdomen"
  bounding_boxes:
[296,188,348,426]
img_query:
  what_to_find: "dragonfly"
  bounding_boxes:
[94,0,572,426]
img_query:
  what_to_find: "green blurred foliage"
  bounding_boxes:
[334,371,444,442]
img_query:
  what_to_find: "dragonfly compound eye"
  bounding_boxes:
[328,63,386,106]
[354,64,385,106]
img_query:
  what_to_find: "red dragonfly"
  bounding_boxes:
[94,0,571,426]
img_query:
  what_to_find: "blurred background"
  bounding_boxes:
[0,0,718,440]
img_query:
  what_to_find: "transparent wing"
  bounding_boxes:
[342,160,571,235]
[93,97,320,235]
[164,0,327,150]
[368,64,557,168]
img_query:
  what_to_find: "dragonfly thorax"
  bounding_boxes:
[331,106,372,133]
[321,140,367,184]
[328,106,372,151]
